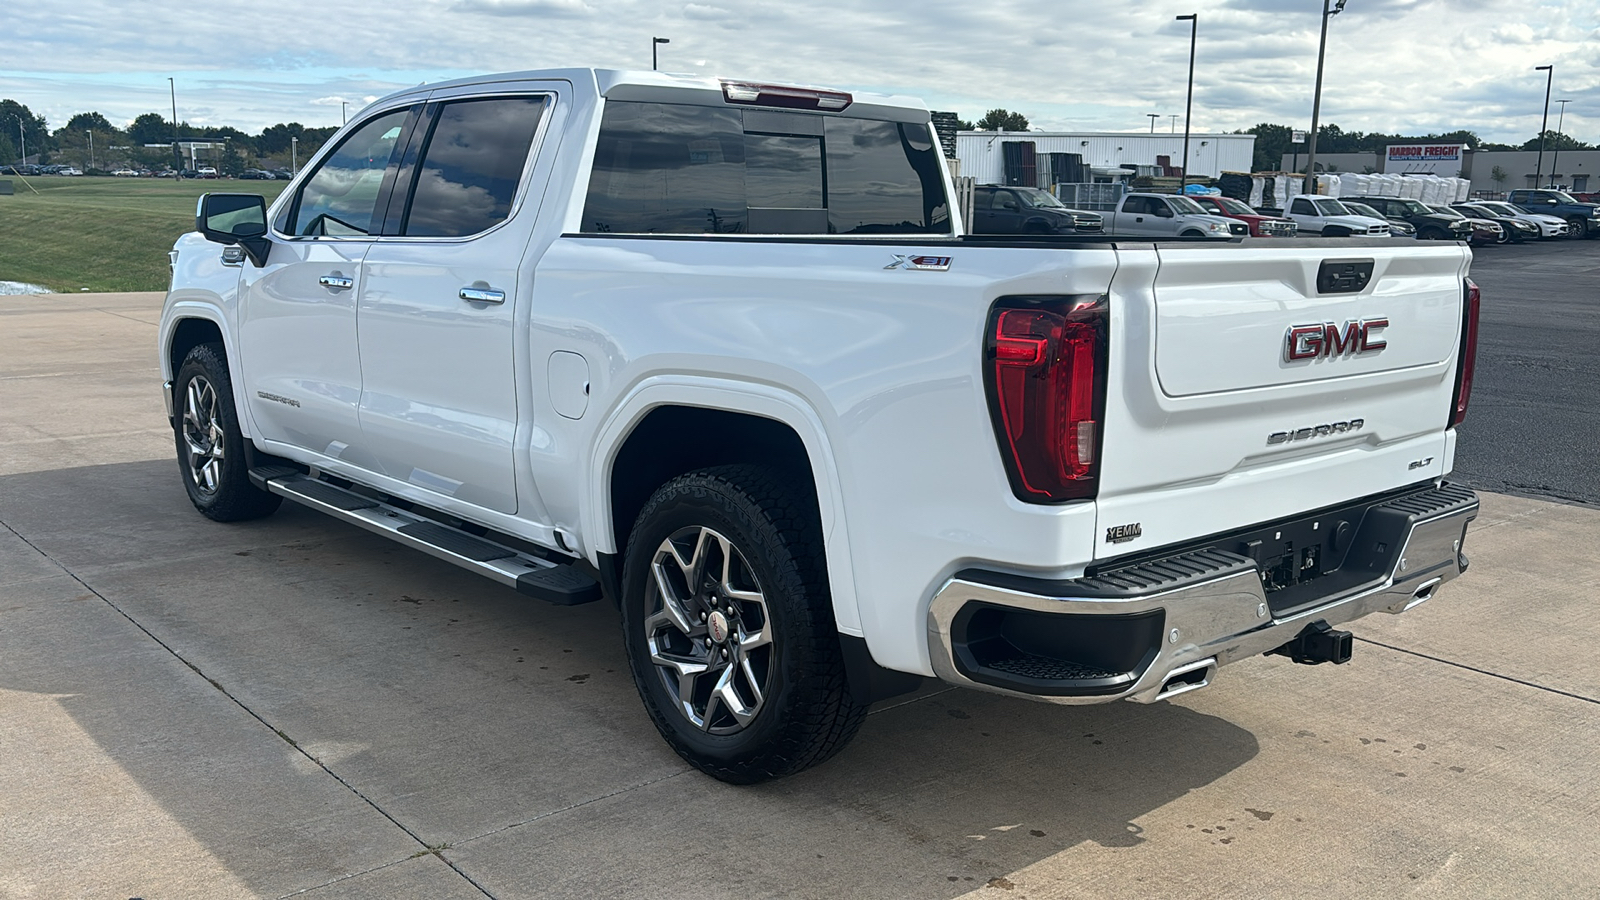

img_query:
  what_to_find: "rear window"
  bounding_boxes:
[582,100,949,235]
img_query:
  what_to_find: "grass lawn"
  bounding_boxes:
[0,176,289,293]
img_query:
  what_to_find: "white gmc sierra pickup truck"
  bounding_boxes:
[160,68,1481,783]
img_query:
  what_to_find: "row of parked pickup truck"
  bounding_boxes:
[972,183,1600,244]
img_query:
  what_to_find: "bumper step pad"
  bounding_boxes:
[248,467,601,606]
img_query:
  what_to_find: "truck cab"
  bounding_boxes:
[1281,195,1391,237]
[1104,192,1245,238]
[971,185,1103,234]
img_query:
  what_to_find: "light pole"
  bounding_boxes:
[1176,14,1197,186]
[652,36,670,70]
[1304,0,1347,195]
[342,101,348,125]
[291,136,298,176]
[1147,113,1159,133]
[1550,98,1569,188]
[1169,114,1178,133]
[1534,65,1552,189]
[86,130,94,171]
[6,113,23,168]
[169,77,182,176]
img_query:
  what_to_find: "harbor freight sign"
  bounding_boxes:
[1385,143,1467,174]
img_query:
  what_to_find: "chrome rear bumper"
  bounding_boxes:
[927,482,1478,705]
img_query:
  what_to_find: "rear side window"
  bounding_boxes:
[401,96,548,237]
[581,100,949,235]
[289,109,410,236]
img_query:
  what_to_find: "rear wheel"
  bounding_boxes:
[173,343,282,522]
[621,465,866,783]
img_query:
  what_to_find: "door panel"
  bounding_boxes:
[355,94,551,515]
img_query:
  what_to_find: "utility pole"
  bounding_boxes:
[1550,98,1569,189]
[1169,114,1178,134]
[291,136,298,176]
[1534,65,1552,189]
[169,77,181,176]
[6,113,23,168]
[652,36,670,71]
[1304,0,1348,195]
[86,130,94,170]
[342,101,348,125]
[1147,113,1160,133]
[1176,14,1197,186]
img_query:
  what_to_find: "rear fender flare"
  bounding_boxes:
[586,376,862,636]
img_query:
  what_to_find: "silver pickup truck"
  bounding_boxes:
[1103,192,1248,238]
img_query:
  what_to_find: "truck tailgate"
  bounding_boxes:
[1092,241,1472,560]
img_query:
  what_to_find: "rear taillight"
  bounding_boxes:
[984,295,1109,502]
[1449,278,1480,427]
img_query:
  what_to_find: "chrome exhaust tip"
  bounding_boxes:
[1153,657,1217,701]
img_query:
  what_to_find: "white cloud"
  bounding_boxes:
[0,0,1595,144]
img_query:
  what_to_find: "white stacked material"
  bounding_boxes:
[1249,176,1265,208]
[1401,178,1424,200]
[1455,178,1470,202]
[1273,174,1294,206]
[1316,173,1341,197]
[1339,173,1372,196]
[1378,174,1403,196]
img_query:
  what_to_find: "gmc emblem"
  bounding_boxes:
[1285,318,1388,361]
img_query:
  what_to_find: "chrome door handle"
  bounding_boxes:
[459,287,506,304]
[318,275,354,290]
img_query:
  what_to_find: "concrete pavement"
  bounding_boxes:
[1,291,1596,899]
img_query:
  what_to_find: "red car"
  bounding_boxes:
[1190,195,1298,237]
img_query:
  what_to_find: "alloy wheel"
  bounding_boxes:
[644,525,773,734]
[182,375,225,496]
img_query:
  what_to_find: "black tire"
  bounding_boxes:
[1179,229,1204,238]
[173,343,282,522]
[1417,227,1447,241]
[1566,216,1589,239]
[620,465,866,783]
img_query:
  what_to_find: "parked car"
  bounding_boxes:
[271,169,294,180]
[196,166,219,178]
[1421,205,1501,245]
[1269,195,1390,237]
[1356,196,1473,242]
[971,185,1103,234]
[165,67,1480,783]
[1188,194,1297,237]
[1507,189,1600,239]
[57,167,83,176]
[1103,192,1245,238]
[1450,202,1542,242]
[238,169,271,180]
[112,168,138,177]
[1340,200,1414,237]
[1457,200,1567,239]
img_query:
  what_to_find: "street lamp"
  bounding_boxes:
[652,36,670,71]
[342,101,348,125]
[1550,98,1570,189]
[6,113,23,168]
[1176,14,1197,186]
[1304,0,1347,195]
[1169,114,1178,133]
[291,136,299,176]
[1147,113,1160,133]
[86,130,94,171]
[169,77,182,176]
[1534,65,1552,189]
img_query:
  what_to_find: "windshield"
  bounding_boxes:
[1427,205,1464,220]
[1480,202,1520,217]
[1343,202,1381,218]
[1313,199,1351,216]
[1014,187,1067,209]
[1213,196,1255,216]
[1546,191,1579,204]
[1167,196,1208,215]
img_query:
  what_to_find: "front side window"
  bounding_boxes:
[581,100,949,235]
[401,96,549,237]
[289,110,410,236]
[1291,198,1314,215]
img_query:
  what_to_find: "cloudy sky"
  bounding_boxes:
[3,0,1596,143]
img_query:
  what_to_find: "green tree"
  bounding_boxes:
[1239,122,1293,172]
[0,99,51,162]
[1521,130,1590,151]
[976,108,1030,131]
[127,112,174,145]
[64,111,115,133]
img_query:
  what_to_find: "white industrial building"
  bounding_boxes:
[954,131,1257,185]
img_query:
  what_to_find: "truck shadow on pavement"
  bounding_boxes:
[0,458,1259,899]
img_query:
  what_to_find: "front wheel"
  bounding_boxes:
[1566,217,1590,240]
[1323,227,1350,238]
[621,465,866,783]
[173,343,282,521]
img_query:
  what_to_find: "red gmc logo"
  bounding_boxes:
[1285,318,1388,361]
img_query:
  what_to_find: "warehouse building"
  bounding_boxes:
[957,131,1256,186]
[1278,143,1598,195]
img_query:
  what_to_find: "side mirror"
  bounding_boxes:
[1154,206,1174,218]
[1544,198,1558,205]
[196,193,270,267]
